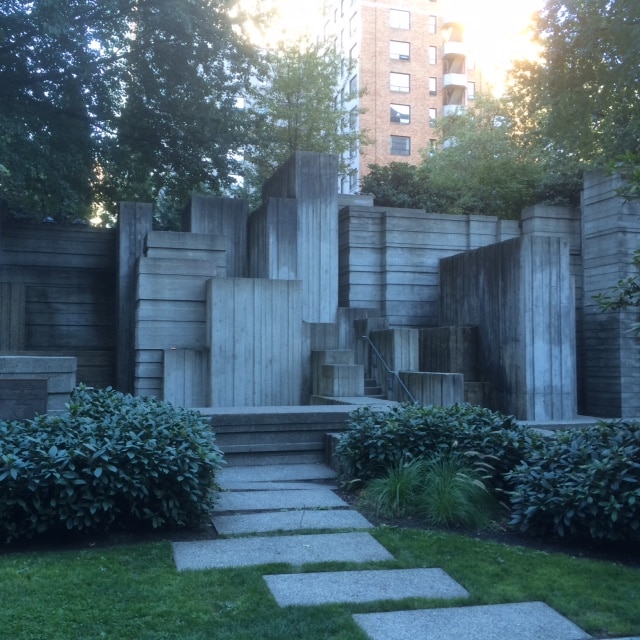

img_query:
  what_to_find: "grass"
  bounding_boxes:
[0,529,638,640]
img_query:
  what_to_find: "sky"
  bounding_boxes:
[242,0,545,94]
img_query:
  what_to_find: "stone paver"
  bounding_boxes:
[173,532,394,571]
[214,489,347,512]
[217,463,336,484]
[217,480,338,491]
[213,509,372,535]
[264,568,469,606]
[352,602,591,640]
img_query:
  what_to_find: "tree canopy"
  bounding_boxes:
[242,40,367,199]
[0,0,256,221]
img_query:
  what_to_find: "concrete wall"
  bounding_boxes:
[439,236,577,421]
[581,171,640,417]
[262,152,339,323]
[207,278,304,406]
[339,206,520,326]
[1,220,117,388]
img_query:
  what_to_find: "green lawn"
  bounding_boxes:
[0,528,638,640]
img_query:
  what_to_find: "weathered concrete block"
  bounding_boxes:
[0,355,76,414]
[397,371,464,406]
[0,282,26,351]
[311,350,355,395]
[163,349,209,408]
[419,326,480,380]
[318,364,365,397]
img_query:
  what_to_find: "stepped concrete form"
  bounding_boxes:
[353,602,590,640]
[173,532,394,570]
[264,568,469,606]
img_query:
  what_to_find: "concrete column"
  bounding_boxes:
[117,202,153,393]
[581,171,640,417]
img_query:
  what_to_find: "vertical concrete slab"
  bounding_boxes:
[163,349,209,408]
[247,198,298,280]
[262,152,339,323]
[439,236,576,421]
[581,171,640,417]
[419,326,480,380]
[370,328,419,397]
[117,202,153,393]
[0,282,26,350]
[398,371,464,406]
[207,278,304,406]
[184,196,249,278]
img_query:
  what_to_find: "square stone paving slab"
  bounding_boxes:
[353,602,590,640]
[173,532,394,571]
[264,568,469,607]
[217,464,336,484]
[213,509,372,535]
[214,489,347,512]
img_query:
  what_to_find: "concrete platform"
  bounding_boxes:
[214,489,348,512]
[353,602,590,640]
[264,568,469,606]
[173,532,395,571]
[216,463,337,483]
[212,509,372,535]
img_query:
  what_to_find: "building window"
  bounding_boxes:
[350,13,358,38]
[429,139,437,154]
[350,106,358,129]
[340,0,345,16]
[428,45,437,65]
[428,15,437,34]
[349,75,358,94]
[349,139,358,159]
[349,169,358,191]
[390,72,410,93]
[467,81,476,99]
[349,44,357,61]
[389,9,410,29]
[429,107,437,127]
[390,135,411,156]
[390,40,410,60]
[429,77,437,96]
[390,104,410,124]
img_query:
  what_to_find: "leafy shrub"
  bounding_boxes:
[507,421,640,542]
[0,386,223,543]
[336,403,539,489]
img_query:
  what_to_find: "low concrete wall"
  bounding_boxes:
[0,355,77,415]
[397,371,464,406]
[439,235,576,421]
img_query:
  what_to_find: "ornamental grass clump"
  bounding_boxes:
[0,385,223,543]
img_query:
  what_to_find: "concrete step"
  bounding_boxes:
[264,568,469,606]
[353,602,590,640]
[214,489,348,512]
[173,532,394,570]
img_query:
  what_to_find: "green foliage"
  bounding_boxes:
[360,162,435,210]
[508,0,640,170]
[507,421,640,542]
[0,386,223,543]
[358,451,496,529]
[1,0,257,221]
[336,403,540,489]
[244,39,367,199]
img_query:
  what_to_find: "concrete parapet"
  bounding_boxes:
[0,355,77,414]
[397,371,464,406]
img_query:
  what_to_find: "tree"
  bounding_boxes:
[508,0,640,169]
[242,40,367,199]
[0,0,257,222]
[360,163,432,210]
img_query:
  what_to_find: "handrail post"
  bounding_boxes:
[359,335,417,404]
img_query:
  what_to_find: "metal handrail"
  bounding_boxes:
[359,335,417,404]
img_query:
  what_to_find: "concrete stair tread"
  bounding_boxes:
[353,602,591,640]
[217,463,337,483]
[214,488,348,512]
[264,568,469,606]
[172,532,394,570]
[212,509,372,535]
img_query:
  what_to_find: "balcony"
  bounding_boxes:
[443,41,466,58]
[443,104,466,117]
[443,73,467,88]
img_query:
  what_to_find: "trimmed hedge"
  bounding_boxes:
[0,386,223,543]
[336,403,540,489]
[507,421,640,542]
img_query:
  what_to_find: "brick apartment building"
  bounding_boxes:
[322,0,480,194]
